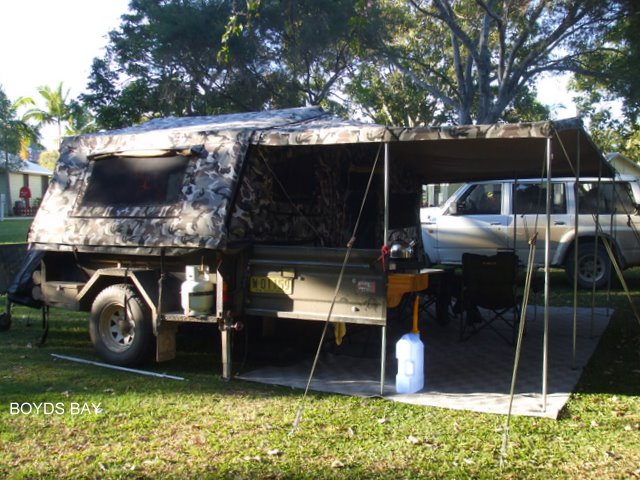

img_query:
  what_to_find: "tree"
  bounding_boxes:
[569,0,640,159]
[380,0,625,124]
[23,82,75,150]
[83,0,250,128]
[221,0,386,110]
[84,0,386,128]
[0,86,40,213]
[38,150,59,172]
[65,100,98,137]
[82,0,631,130]
[345,62,445,126]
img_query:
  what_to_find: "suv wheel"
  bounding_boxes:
[89,284,154,366]
[565,243,612,290]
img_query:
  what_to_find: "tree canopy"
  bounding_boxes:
[72,0,637,159]
[0,86,39,162]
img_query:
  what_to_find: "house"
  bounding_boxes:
[1,151,52,217]
[607,152,640,178]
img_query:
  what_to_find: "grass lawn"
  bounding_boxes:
[0,219,32,244]
[1,272,639,479]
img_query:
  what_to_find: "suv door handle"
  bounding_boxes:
[490,222,502,226]
[554,221,566,225]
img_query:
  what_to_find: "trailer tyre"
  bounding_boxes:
[89,284,154,366]
[565,242,612,290]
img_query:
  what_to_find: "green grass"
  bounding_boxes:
[0,219,32,244]
[1,273,639,479]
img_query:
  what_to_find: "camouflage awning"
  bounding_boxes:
[253,113,611,183]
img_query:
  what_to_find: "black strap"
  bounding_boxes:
[38,305,50,346]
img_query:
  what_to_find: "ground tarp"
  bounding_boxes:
[238,306,611,419]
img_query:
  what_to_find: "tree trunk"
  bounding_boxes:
[4,151,12,217]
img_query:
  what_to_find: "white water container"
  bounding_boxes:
[395,332,424,394]
[181,265,214,316]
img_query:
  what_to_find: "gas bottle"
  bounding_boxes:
[181,265,214,316]
[395,295,424,394]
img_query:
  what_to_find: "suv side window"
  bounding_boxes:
[513,182,566,214]
[577,181,636,214]
[454,183,502,215]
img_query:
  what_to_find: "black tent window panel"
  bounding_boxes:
[270,157,318,205]
[82,155,187,206]
[72,154,189,218]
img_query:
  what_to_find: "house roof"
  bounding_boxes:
[606,152,640,176]
[18,161,52,176]
[1,151,53,176]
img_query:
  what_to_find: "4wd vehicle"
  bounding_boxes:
[421,176,640,289]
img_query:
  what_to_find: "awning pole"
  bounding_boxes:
[381,142,390,396]
[384,142,390,244]
[543,137,552,412]
[572,131,581,368]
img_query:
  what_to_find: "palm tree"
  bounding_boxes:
[23,82,73,150]
[65,100,97,137]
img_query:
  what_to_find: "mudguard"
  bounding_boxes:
[7,249,44,309]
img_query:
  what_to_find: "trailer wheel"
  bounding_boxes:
[565,243,612,290]
[89,284,154,366]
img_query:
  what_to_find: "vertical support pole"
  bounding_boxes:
[590,158,604,337]
[542,137,552,411]
[221,319,231,380]
[384,142,390,244]
[217,266,231,380]
[381,142,390,396]
[572,131,581,368]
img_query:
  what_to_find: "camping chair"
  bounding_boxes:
[459,252,521,345]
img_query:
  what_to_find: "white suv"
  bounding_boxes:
[421,176,640,289]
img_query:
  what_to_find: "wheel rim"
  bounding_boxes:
[578,254,604,284]
[98,303,135,353]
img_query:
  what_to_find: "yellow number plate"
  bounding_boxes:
[250,276,293,295]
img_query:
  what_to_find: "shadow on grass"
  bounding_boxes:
[0,298,316,403]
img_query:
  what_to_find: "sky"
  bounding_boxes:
[0,0,130,149]
[0,0,576,151]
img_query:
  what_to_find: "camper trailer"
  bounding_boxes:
[3,108,614,381]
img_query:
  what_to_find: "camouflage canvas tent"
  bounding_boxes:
[28,106,612,255]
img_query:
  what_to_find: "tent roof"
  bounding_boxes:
[82,107,611,183]
[34,108,612,253]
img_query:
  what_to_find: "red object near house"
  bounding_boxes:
[19,186,31,208]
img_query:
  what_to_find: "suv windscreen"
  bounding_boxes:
[513,182,566,214]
